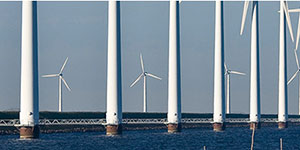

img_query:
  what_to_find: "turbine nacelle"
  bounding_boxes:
[224,64,246,76]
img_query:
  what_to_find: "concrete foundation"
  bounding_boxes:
[167,123,182,133]
[278,122,288,129]
[213,122,225,131]
[106,124,122,135]
[20,126,40,139]
[249,122,261,130]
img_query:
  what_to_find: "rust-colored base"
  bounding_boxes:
[278,122,288,129]
[250,122,261,130]
[167,123,182,133]
[20,126,40,139]
[213,123,225,131]
[106,124,122,135]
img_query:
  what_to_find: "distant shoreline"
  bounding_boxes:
[1,122,300,135]
[1,111,299,119]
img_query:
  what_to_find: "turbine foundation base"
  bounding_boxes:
[278,122,288,129]
[250,122,261,130]
[20,126,40,139]
[213,123,225,131]
[167,123,182,133]
[106,124,122,135]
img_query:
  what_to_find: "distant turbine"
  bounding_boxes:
[42,57,71,112]
[287,8,300,115]
[130,54,162,112]
[240,1,261,128]
[278,0,294,128]
[224,64,246,114]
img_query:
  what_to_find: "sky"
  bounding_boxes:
[1,1,300,114]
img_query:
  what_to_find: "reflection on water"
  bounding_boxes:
[0,126,300,149]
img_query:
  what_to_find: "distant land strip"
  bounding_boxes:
[1,111,300,119]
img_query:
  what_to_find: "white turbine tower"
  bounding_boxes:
[287,8,300,115]
[240,1,261,129]
[106,0,122,135]
[278,0,294,129]
[42,57,71,112]
[224,64,246,114]
[19,0,39,139]
[213,0,225,131]
[130,54,162,112]
[167,0,182,133]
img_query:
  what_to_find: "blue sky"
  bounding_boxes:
[1,1,300,114]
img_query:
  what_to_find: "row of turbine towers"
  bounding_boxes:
[17,0,300,138]
[213,0,300,131]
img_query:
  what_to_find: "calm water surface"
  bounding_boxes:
[0,126,300,150]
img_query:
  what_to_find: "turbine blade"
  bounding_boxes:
[240,1,249,35]
[294,49,300,69]
[288,8,300,13]
[140,53,145,73]
[283,1,294,42]
[224,63,228,72]
[61,77,71,91]
[229,71,246,76]
[288,70,299,85]
[59,57,69,74]
[296,14,300,50]
[42,74,59,78]
[130,73,143,87]
[146,73,162,80]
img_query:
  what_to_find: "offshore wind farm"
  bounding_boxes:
[3,0,300,149]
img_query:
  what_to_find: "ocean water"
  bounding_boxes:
[0,126,300,150]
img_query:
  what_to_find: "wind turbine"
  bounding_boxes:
[213,0,225,131]
[42,57,71,112]
[278,0,294,129]
[19,1,40,138]
[130,54,162,113]
[167,0,182,133]
[240,1,261,129]
[106,0,122,135]
[287,8,300,115]
[224,64,246,114]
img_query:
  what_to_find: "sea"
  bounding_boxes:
[0,126,300,150]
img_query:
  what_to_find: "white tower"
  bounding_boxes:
[240,1,261,129]
[249,2,260,129]
[19,0,39,139]
[213,0,225,131]
[167,0,182,133]
[278,0,294,129]
[106,0,122,135]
